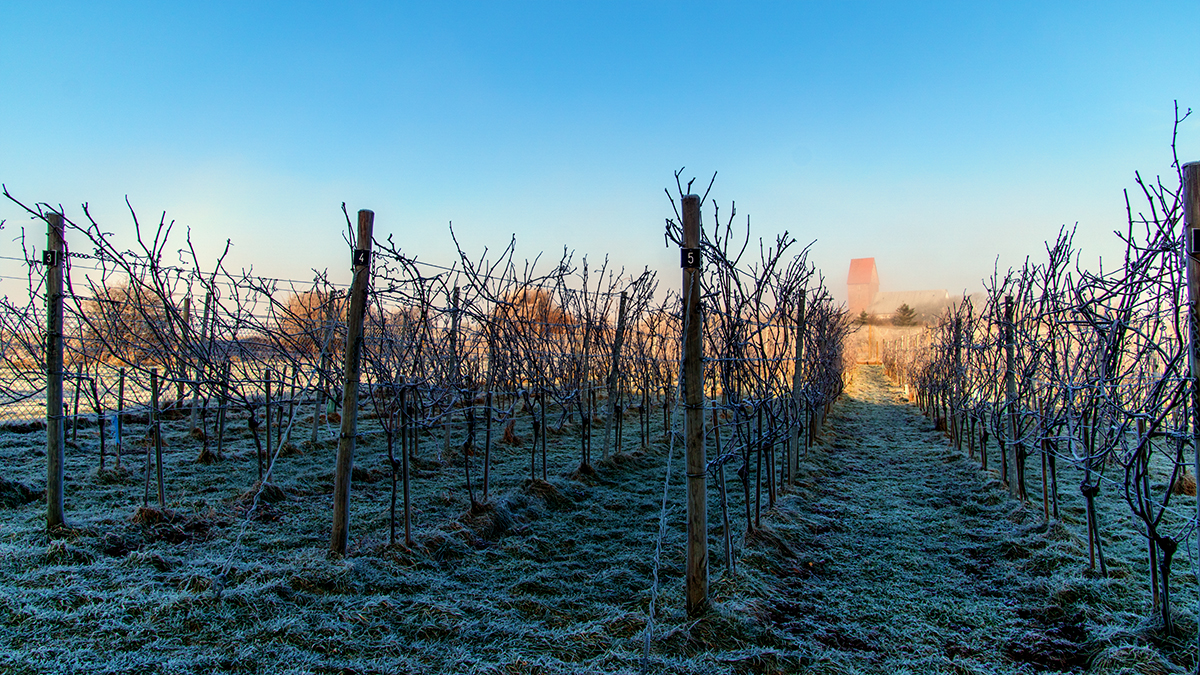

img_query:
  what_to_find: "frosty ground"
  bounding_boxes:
[0,365,1194,674]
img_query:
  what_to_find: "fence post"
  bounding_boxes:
[189,290,212,433]
[92,379,104,470]
[445,286,460,460]
[1004,295,1019,498]
[152,368,165,507]
[217,362,229,457]
[1181,160,1200,669]
[330,209,374,556]
[952,315,963,453]
[178,295,190,403]
[602,291,629,460]
[45,212,66,530]
[265,370,273,477]
[681,194,708,616]
[116,367,125,468]
[790,291,806,482]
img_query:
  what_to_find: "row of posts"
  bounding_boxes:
[45,198,815,622]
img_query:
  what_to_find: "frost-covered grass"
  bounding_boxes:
[0,396,798,674]
[779,366,1197,674]
[0,368,1193,674]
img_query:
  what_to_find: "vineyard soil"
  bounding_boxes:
[0,366,1194,673]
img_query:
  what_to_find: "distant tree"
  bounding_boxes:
[81,281,171,364]
[892,303,918,326]
[276,290,346,355]
[494,288,573,338]
[855,310,871,325]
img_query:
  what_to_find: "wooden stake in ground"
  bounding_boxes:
[789,291,805,483]
[116,367,125,468]
[1004,295,1020,498]
[189,290,213,434]
[45,212,66,530]
[681,194,708,616]
[445,286,460,461]
[177,296,190,404]
[602,291,629,460]
[330,209,375,556]
[1181,160,1200,663]
[152,368,165,507]
[92,379,104,470]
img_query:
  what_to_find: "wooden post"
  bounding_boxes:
[45,212,66,530]
[400,386,413,547]
[330,209,374,556]
[602,291,629,459]
[790,291,806,483]
[713,407,733,573]
[952,316,963,453]
[116,367,125,468]
[92,379,104,471]
[151,368,165,507]
[190,290,212,433]
[177,296,190,403]
[143,371,153,507]
[541,390,548,480]
[483,390,492,502]
[1004,295,1019,498]
[681,194,708,616]
[283,363,298,449]
[313,300,336,446]
[265,370,273,473]
[217,363,229,458]
[445,286,460,461]
[1182,160,1200,666]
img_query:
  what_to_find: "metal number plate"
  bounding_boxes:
[353,250,371,266]
[1192,228,1200,256]
[681,248,701,269]
[42,250,61,266]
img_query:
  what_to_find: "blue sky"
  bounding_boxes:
[1,2,1197,300]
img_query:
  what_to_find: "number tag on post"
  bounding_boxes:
[353,250,370,267]
[681,248,701,269]
[1191,228,1200,256]
[42,250,61,267]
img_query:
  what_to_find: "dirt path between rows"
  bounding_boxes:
[755,365,1092,673]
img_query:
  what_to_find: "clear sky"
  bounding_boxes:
[2,1,1197,301]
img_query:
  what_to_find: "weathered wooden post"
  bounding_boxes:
[189,290,212,434]
[312,301,336,446]
[216,362,229,457]
[789,291,806,483]
[952,315,963,453]
[152,368,165,507]
[116,367,125,468]
[92,379,104,470]
[283,363,299,449]
[45,212,66,530]
[177,296,190,403]
[483,390,493,502]
[1181,160,1200,665]
[444,286,460,461]
[602,291,629,460]
[681,194,708,616]
[330,209,374,556]
[264,369,272,477]
[1004,295,1020,498]
[400,385,413,548]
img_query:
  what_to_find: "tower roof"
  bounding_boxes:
[848,258,878,286]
